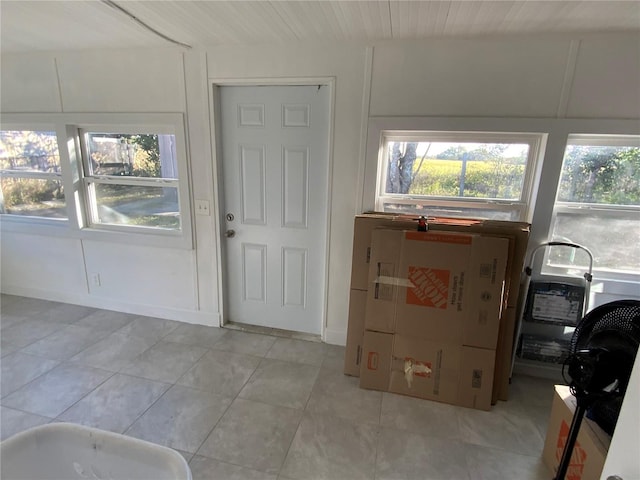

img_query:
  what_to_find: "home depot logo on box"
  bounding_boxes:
[556,420,587,480]
[406,266,450,309]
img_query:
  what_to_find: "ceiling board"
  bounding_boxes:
[1,0,639,53]
[0,0,163,51]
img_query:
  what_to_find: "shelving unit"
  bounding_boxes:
[512,243,593,380]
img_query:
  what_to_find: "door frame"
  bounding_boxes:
[208,77,336,341]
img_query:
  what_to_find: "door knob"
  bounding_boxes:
[225,229,236,238]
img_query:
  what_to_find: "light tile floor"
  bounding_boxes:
[0,294,555,479]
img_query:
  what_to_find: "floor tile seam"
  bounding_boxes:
[238,361,320,411]
[117,380,174,436]
[376,424,475,480]
[108,370,178,390]
[1,360,115,406]
[460,437,548,459]
[22,328,117,362]
[372,417,384,480]
[299,366,322,412]
[190,369,257,462]
[0,358,61,400]
[189,339,275,459]
[50,370,119,422]
[190,450,279,477]
[272,403,306,477]
[458,438,544,457]
[208,343,271,358]
[116,342,211,383]
[0,404,54,422]
[258,356,324,372]
[153,322,183,343]
[380,423,469,447]
[1,326,63,350]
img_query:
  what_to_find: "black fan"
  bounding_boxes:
[554,300,640,480]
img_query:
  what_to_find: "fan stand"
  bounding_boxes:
[554,397,590,480]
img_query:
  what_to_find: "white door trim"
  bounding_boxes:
[208,77,336,342]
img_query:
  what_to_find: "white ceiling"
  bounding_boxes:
[1,0,639,53]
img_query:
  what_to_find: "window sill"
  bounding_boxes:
[0,214,194,250]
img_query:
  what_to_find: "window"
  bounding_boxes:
[545,135,640,278]
[80,130,181,231]
[376,132,542,221]
[0,114,192,248]
[0,130,67,220]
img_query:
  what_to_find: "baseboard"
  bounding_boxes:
[323,327,347,346]
[1,285,220,327]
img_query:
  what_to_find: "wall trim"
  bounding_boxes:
[323,327,347,346]
[1,286,220,327]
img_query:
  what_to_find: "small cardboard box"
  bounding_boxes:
[359,331,495,410]
[365,229,508,350]
[344,289,367,376]
[543,385,611,480]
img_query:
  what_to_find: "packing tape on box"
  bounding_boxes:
[374,276,415,287]
[404,358,432,388]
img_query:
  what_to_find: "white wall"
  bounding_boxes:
[0,47,211,324]
[1,32,639,339]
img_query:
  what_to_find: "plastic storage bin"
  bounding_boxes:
[0,423,192,480]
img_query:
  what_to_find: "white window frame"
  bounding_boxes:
[376,130,543,221]
[78,124,183,235]
[0,113,193,249]
[0,122,72,229]
[545,134,640,282]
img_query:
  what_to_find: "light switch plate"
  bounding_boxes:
[195,200,210,216]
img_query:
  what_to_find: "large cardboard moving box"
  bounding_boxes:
[345,213,530,402]
[366,229,508,350]
[543,385,611,480]
[359,229,507,411]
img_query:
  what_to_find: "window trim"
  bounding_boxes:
[372,127,545,222]
[77,125,184,236]
[0,124,70,223]
[0,113,194,250]
[544,133,640,281]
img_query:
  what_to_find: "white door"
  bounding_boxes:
[219,85,330,335]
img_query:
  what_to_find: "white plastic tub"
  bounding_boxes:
[0,423,192,480]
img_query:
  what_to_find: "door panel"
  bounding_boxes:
[220,85,329,335]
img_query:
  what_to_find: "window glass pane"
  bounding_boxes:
[548,137,640,276]
[557,144,640,205]
[86,133,178,179]
[548,210,640,274]
[0,130,60,173]
[0,177,66,218]
[92,183,180,230]
[384,141,529,201]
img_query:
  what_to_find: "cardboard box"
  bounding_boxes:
[365,229,508,350]
[543,385,611,480]
[344,289,367,376]
[349,215,416,291]
[359,331,495,410]
[350,214,529,308]
[347,213,530,401]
